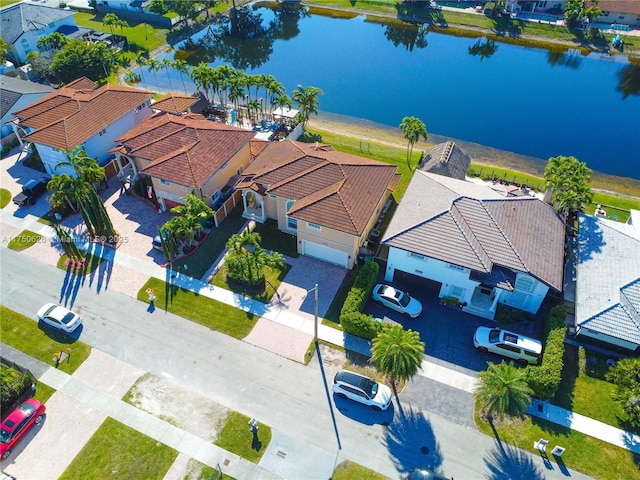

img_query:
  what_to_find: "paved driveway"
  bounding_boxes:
[363,271,551,374]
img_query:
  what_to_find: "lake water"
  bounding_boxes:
[140,6,640,180]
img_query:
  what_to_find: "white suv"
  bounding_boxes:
[473,327,542,366]
[332,370,392,411]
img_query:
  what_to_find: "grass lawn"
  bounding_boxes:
[252,219,299,258]
[210,263,291,303]
[474,408,640,480]
[332,460,391,480]
[214,411,272,464]
[56,251,106,275]
[6,230,43,252]
[59,417,177,480]
[0,188,11,208]
[0,306,91,375]
[138,278,257,339]
[172,207,247,280]
[34,381,56,404]
[187,460,235,480]
[552,346,640,434]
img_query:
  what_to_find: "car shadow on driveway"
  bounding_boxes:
[382,403,443,479]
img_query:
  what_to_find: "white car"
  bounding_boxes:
[371,284,423,318]
[473,327,542,366]
[37,303,82,333]
[332,370,392,411]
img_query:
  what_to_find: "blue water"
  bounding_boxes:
[138,7,640,180]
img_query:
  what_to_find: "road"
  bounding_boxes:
[0,249,593,479]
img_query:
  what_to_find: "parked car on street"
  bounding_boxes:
[37,303,82,333]
[473,327,542,366]
[407,467,451,480]
[12,177,48,206]
[0,398,46,460]
[332,369,392,411]
[371,284,422,318]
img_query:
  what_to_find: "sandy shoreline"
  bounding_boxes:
[308,112,640,200]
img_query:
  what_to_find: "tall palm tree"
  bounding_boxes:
[161,58,174,92]
[102,13,119,37]
[543,155,593,220]
[172,59,190,95]
[225,231,284,285]
[371,326,424,395]
[190,62,214,102]
[147,58,162,91]
[474,361,533,421]
[247,98,262,126]
[399,116,428,169]
[292,85,323,130]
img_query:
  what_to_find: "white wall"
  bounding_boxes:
[502,273,550,315]
[14,17,78,64]
[386,247,477,303]
[578,328,639,351]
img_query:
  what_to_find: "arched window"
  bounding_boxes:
[286,200,297,231]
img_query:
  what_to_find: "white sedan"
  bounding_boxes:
[371,284,423,318]
[37,303,82,333]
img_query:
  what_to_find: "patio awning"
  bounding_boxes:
[470,266,516,291]
[272,106,299,119]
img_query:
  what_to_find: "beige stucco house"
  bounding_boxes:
[236,141,400,269]
[112,112,263,211]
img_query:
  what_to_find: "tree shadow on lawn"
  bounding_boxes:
[484,438,544,480]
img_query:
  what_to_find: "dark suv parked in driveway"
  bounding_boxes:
[12,177,49,206]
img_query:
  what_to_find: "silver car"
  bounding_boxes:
[371,284,423,318]
[37,303,82,333]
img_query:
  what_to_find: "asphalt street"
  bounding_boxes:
[0,249,594,479]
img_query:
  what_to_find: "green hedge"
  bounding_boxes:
[339,261,383,340]
[526,305,567,399]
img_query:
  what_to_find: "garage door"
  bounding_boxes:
[303,240,348,267]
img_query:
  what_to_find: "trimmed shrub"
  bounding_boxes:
[339,261,380,340]
[525,305,567,399]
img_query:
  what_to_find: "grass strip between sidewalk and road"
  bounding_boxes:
[474,405,640,480]
[332,460,391,480]
[58,417,178,480]
[6,230,43,252]
[0,306,91,375]
[138,278,257,339]
[214,411,272,464]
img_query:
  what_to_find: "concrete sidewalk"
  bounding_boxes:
[3,211,639,457]
[0,344,283,480]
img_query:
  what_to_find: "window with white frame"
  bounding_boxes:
[159,179,171,186]
[409,252,425,260]
[307,222,322,231]
[447,263,465,272]
[515,276,536,293]
[286,200,297,231]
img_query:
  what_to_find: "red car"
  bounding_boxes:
[0,399,46,460]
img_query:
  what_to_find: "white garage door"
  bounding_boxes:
[303,240,349,267]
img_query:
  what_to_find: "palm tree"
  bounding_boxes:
[147,58,162,91]
[543,155,593,220]
[371,326,424,395]
[161,58,175,92]
[136,54,149,87]
[247,98,262,126]
[225,231,284,285]
[190,62,214,102]
[102,13,119,37]
[399,116,428,169]
[292,85,323,130]
[474,361,533,421]
[172,59,190,95]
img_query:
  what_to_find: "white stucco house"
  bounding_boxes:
[574,211,640,351]
[382,171,565,320]
[0,2,78,65]
[10,77,154,178]
[0,75,53,145]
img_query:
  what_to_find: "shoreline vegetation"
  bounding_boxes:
[308,112,640,202]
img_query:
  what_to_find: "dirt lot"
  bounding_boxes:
[124,373,229,443]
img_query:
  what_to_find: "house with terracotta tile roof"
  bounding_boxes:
[112,112,261,211]
[0,2,78,64]
[236,141,400,269]
[382,170,565,319]
[11,77,154,177]
[574,212,640,351]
